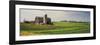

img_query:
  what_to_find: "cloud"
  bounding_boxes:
[20,8,90,22]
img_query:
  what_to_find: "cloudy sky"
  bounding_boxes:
[20,8,90,22]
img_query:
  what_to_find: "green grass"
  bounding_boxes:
[20,22,90,36]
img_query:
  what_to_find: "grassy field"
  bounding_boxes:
[20,22,90,36]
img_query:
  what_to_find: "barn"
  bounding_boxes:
[34,14,52,24]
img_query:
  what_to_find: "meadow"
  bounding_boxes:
[20,22,90,36]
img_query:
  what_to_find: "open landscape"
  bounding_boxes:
[20,8,90,36]
[20,22,90,36]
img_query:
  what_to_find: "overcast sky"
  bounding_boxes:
[20,8,90,22]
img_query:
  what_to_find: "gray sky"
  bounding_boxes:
[20,8,90,22]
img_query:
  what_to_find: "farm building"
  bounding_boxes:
[34,14,52,24]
